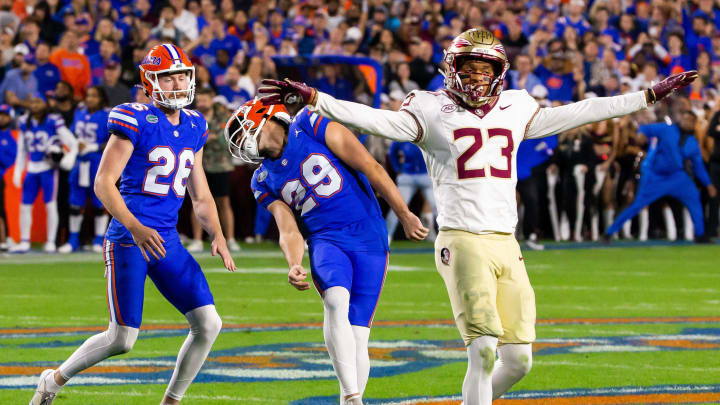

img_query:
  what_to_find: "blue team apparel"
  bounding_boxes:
[251,108,389,327]
[606,123,711,237]
[388,141,427,175]
[0,129,16,176]
[105,103,210,243]
[69,107,110,208]
[103,102,212,323]
[103,239,214,328]
[18,113,66,204]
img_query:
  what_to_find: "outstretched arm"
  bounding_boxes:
[324,121,428,241]
[259,79,420,142]
[527,70,698,139]
[267,200,309,291]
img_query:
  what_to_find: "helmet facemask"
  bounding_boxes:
[143,66,196,110]
[444,53,506,108]
[226,106,266,164]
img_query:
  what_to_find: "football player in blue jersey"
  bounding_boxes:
[0,104,16,251]
[11,91,77,253]
[30,44,236,405]
[605,109,717,242]
[58,86,111,254]
[226,99,428,405]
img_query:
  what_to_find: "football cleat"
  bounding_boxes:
[9,241,30,253]
[186,239,203,253]
[227,238,241,252]
[57,243,75,254]
[43,242,56,253]
[29,369,57,405]
[92,243,104,253]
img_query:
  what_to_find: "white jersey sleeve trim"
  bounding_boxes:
[310,91,419,142]
[525,91,648,139]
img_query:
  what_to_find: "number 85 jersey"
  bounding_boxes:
[402,89,539,234]
[251,108,388,252]
[105,103,209,243]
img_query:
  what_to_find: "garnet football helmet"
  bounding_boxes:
[443,28,510,108]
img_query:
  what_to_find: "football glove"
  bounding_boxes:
[647,70,698,104]
[258,79,318,107]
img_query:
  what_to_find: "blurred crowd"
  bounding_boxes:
[1,0,720,251]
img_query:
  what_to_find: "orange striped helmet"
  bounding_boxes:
[224,99,292,163]
[139,43,195,109]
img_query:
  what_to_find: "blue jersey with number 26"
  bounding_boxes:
[251,108,388,252]
[105,103,209,243]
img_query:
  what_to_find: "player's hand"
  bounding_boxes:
[258,79,318,107]
[648,70,698,104]
[288,264,310,291]
[12,171,21,189]
[211,236,236,272]
[129,223,166,261]
[708,184,717,198]
[400,212,429,241]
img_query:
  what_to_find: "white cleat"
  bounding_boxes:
[9,241,30,253]
[58,243,74,254]
[227,238,241,252]
[43,242,56,253]
[525,234,545,251]
[29,369,57,405]
[186,239,203,253]
[343,396,363,405]
[92,244,104,253]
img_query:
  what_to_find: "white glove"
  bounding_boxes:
[12,170,21,188]
[59,153,76,171]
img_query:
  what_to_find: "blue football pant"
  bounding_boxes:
[606,171,705,237]
[103,238,214,328]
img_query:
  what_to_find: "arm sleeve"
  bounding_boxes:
[13,131,25,181]
[689,140,712,186]
[57,125,78,171]
[251,168,279,209]
[107,105,140,145]
[526,91,648,139]
[310,91,420,142]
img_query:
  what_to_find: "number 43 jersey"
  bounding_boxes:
[105,103,209,243]
[402,89,539,235]
[251,108,388,252]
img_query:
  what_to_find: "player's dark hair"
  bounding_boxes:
[87,85,109,110]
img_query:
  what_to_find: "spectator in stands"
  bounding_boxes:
[0,52,37,108]
[169,0,198,41]
[49,31,90,100]
[99,58,131,108]
[237,56,263,98]
[47,80,76,126]
[151,4,186,45]
[20,18,41,54]
[89,38,118,86]
[508,54,541,92]
[389,61,418,95]
[408,39,435,89]
[210,16,242,60]
[33,42,60,96]
[532,39,578,103]
[217,64,250,110]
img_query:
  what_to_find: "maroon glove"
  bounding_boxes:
[648,70,698,104]
[258,79,318,106]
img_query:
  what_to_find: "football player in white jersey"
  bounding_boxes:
[258,28,697,405]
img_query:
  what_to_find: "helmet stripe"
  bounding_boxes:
[163,44,181,62]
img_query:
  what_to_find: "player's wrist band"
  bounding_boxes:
[646,88,657,104]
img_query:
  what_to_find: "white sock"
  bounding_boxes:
[683,208,693,241]
[165,305,222,400]
[663,206,676,241]
[323,287,359,397]
[94,214,109,238]
[351,325,370,396]
[69,213,82,233]
[43,371,63,394]
[604,209,615,229]
[622,219,632,239]
[491,344,532,399]
[639,208,649,241]
[463,335,498,405]
[20,204,32,242]
[45,201,58,243]
[58,322,138,379]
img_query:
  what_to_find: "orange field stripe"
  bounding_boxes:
[3,316,719,335]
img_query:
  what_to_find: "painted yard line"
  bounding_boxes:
[2,317,719,338]
[203,264,425,274]
[354,385,720,405]
[0,250,283,264]
[62,390,278,403]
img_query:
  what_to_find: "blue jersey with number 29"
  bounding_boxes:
[105,103,209,243]
[251,108,388,252]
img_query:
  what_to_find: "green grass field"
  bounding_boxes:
[1,242,719,404]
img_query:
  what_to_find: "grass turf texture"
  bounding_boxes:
[1,242,719,404]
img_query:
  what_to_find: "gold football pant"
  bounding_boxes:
[435,230,536,346]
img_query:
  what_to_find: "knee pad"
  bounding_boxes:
[322,287,350,313]
[106,323,138,355]
[187,305,222,338]
[499,344,532,377]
